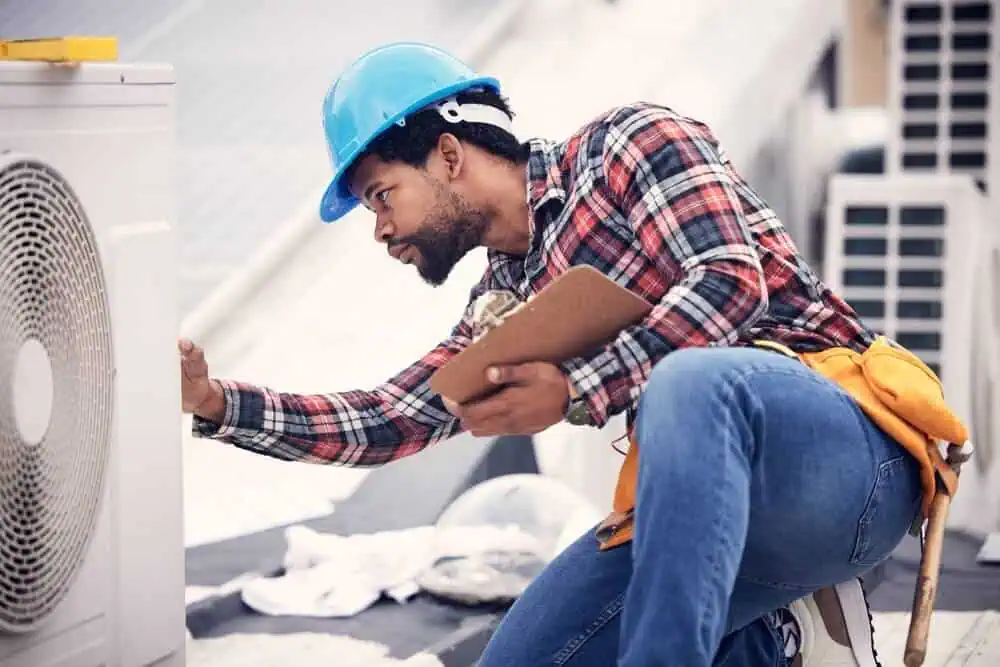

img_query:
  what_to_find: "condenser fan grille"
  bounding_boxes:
[0,152,114,634]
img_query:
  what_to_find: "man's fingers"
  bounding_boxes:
[180,341,205,365]
[466,416,512,438]
[178,340,208,379]
[487,363,539,386]
[461,396,515,437]
[457,389,516,427]
[442,397,460,416]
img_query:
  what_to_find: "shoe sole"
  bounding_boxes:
[834,580,879,667]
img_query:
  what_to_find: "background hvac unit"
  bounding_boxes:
[823,171,999,536]
[0,62,185,665]
[967,212,1000,545]
[885,0,999,201]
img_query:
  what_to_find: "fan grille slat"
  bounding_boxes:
[0,152,114,634]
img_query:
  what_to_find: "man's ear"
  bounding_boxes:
[436,133,465,181]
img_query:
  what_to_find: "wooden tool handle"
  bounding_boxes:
[903,480,953,666]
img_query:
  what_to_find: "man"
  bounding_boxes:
[181,42,922,666]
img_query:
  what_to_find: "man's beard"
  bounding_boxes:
[396,191,489,286]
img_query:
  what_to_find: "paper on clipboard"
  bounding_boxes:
[429,265,653,403]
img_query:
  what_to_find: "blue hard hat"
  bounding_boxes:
[319,42,501,223]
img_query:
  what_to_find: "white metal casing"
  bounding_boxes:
[885,0,1000,202]
[0,62,184,666]
[882,0,1000,553]
[823,172,982,404]
[967,214,1000,540]
[823,171,998,534]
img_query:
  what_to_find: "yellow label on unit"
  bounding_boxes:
[0,37,118,62]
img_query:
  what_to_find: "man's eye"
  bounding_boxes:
[376,190,390,204]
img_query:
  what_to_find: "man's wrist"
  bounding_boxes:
[193,379,227,424]
[564,377,591,426]
[567,379,580,400]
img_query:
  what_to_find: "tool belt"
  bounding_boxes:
[595,336,971,551]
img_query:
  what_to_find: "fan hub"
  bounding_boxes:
[12,338,53,446]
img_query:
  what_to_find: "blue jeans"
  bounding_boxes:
[478,347,923,666]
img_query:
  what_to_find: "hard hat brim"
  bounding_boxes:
[318,76,501,223]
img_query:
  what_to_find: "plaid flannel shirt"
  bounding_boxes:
[193,102,876,465]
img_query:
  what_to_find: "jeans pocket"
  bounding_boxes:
[850,455,922,567]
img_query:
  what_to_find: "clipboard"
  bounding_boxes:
[429,265,653,403]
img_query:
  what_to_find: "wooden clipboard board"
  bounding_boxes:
[429,265,653,403]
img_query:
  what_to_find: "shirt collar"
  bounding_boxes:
[525,137,567,213]
[484,138,566,290]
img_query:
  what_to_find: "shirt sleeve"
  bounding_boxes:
[191,276,489,467]
[561,106,769,427]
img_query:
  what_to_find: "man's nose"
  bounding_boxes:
[373,215,394,244]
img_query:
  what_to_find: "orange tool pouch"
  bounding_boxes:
[595,337,970,551]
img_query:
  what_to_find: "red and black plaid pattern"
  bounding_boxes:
[193,103,875,462]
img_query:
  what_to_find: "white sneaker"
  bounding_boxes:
[777,579,881,667]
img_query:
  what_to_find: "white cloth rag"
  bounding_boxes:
[240,523,544,618]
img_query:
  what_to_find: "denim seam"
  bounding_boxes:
[553,591,625,666]
[768,612,793,667]
[715,364,834,404]
[850,455,909,566]
[736,365,832,387]
[787,365,910,566]
[714,613,789,667]
[699,376,747,652]
[764,612,792,667]
[733,573,825,592]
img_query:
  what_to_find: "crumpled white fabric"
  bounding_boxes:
[185,631,445,667]
[239,523,544,618]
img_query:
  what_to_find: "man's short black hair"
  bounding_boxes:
[346,87,531,182]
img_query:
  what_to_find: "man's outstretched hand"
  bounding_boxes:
[178,338,225,421]
[443,362,570,437]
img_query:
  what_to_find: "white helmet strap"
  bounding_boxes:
[433,97,514,134]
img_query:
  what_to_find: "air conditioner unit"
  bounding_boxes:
[885,0,999,199]
[824,171,996,535]
[0,61,185,666]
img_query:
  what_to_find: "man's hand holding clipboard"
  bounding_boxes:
[430,266,653,435]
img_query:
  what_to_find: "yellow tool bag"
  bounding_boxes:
[796,337,967,514]
[597,336,970,551]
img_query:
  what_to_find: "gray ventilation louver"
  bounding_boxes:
[0,152,114,634]
[823,172,981,410]
[887,0,998,194]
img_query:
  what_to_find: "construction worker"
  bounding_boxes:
[179,42,922,666]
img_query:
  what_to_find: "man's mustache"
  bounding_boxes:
[389,234,431,252]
